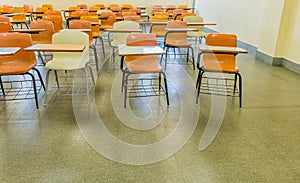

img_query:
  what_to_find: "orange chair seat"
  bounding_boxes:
[125,55,163,73]
[0,60,36,75]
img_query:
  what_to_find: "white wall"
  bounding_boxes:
[197,0,300,65]
[196,0,265,47]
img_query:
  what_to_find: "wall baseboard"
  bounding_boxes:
[204,27,300,74]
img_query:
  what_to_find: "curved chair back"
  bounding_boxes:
[50,30,90,69]
[44,10,62,16]
[0,16,12,33]
[30,20,54,44]
[172,9,185,20]
[42,4,53,10]
[127,33,157,46]
[0,33,36,68]
[151,12,169,22]
[124,15,141,21]
[12,7,25,13]
[204,33,237,68]
[23,4,33,12]
[77,4,88,10]
[166,21,188,41]
[99,12,116,30]
[122,12,137,17]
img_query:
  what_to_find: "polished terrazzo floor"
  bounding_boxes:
[0,37,300,182]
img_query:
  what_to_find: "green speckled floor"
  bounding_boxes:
[0,40,300,182]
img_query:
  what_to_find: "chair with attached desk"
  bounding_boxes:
[0,16,12,32]
[0,33,45,109]
[43,30,95,104]
[183,15,206,44]
[196,33,244,108]
[121,33,169,108]
[30,20,55,65]
[164,21,195,70]
[108,21,140,62]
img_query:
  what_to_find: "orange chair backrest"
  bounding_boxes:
[166,21,188,41]
[122,4,133,12]
[129,8,141,15]
[42,4,53,10]
[206,33,237,47]
[122,12,137,16]
[89,6,101,15]
[0,33,36,67]
[204,33,237,69]
[127,33,157,46]
[77,4,88,9]
[0,16,12,32]
[126,33,158,63]
[151,12,169,22]
[152,5,163,10]
[178,5,188,13]
[123,15,141,21]
[100,12,116,26]
[172,9,185,20]
[44,10,62,16]
[108,4,119,9]
[30,20,54,44]
[69,6,80,11]
[181,12,196,18]
[3,5,13,13]
[23,4,33,12]
[42,15,63,33]
[12,7,25,13]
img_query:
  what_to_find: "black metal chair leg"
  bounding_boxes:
[0,76,5,95]
[32,68,45,91]
[162,72,169,105]
[27,72,39,109]
[190,47,195,70]
[237,73,242,108]
[196,70,204,104]
[233,73,237,94]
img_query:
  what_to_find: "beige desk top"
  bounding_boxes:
[24,44,85,52]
